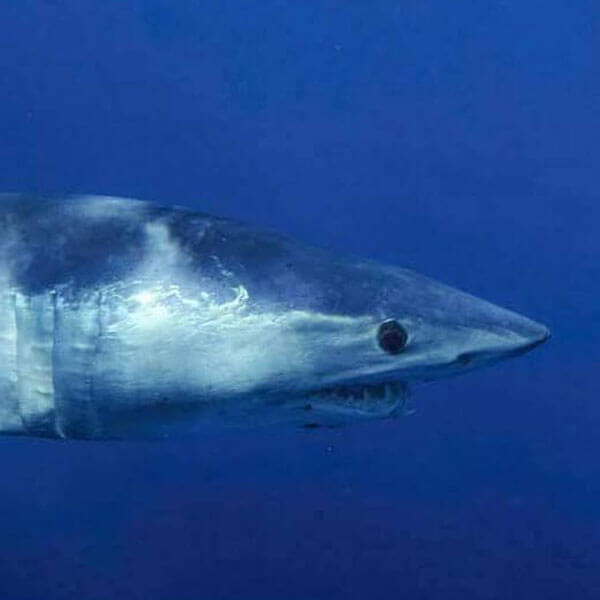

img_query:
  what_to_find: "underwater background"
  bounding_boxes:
[0,1,598,598]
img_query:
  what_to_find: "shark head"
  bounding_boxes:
[143,213,550,422]
[226,251,551,424]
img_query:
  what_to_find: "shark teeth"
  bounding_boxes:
[305,381,408,407]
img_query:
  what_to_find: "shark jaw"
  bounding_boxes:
[286,319,550,426]
[302,380,410,421]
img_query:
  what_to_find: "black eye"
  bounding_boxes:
[377,319,408,355]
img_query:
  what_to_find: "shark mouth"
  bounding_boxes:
[302,380,410,419]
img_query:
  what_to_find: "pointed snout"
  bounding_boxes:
[456,317,551,367]
[492,302,551,353]
[524,321,551,347]
[376,267,550,378]
[505,319,551,356]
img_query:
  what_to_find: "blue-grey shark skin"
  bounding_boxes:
[0,195,550,440]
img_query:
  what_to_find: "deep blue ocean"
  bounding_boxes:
[0,1,598,598]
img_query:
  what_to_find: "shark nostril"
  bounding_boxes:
[457,353,473,366]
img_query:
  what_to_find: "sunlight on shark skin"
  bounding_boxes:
[0,195,550,440]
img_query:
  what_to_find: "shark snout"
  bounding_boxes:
[456,318,551,367]
[523,322,552,347]
[370,268,550,381]
[504,319,551,356]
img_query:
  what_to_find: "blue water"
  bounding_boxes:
[0,1,598,598]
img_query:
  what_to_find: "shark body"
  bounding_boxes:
[0,195,549,439]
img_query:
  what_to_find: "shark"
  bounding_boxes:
[0,195,550,440]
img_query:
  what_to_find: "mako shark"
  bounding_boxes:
[0,195,549,440]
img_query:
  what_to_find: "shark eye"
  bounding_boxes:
[377,319,408,355]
